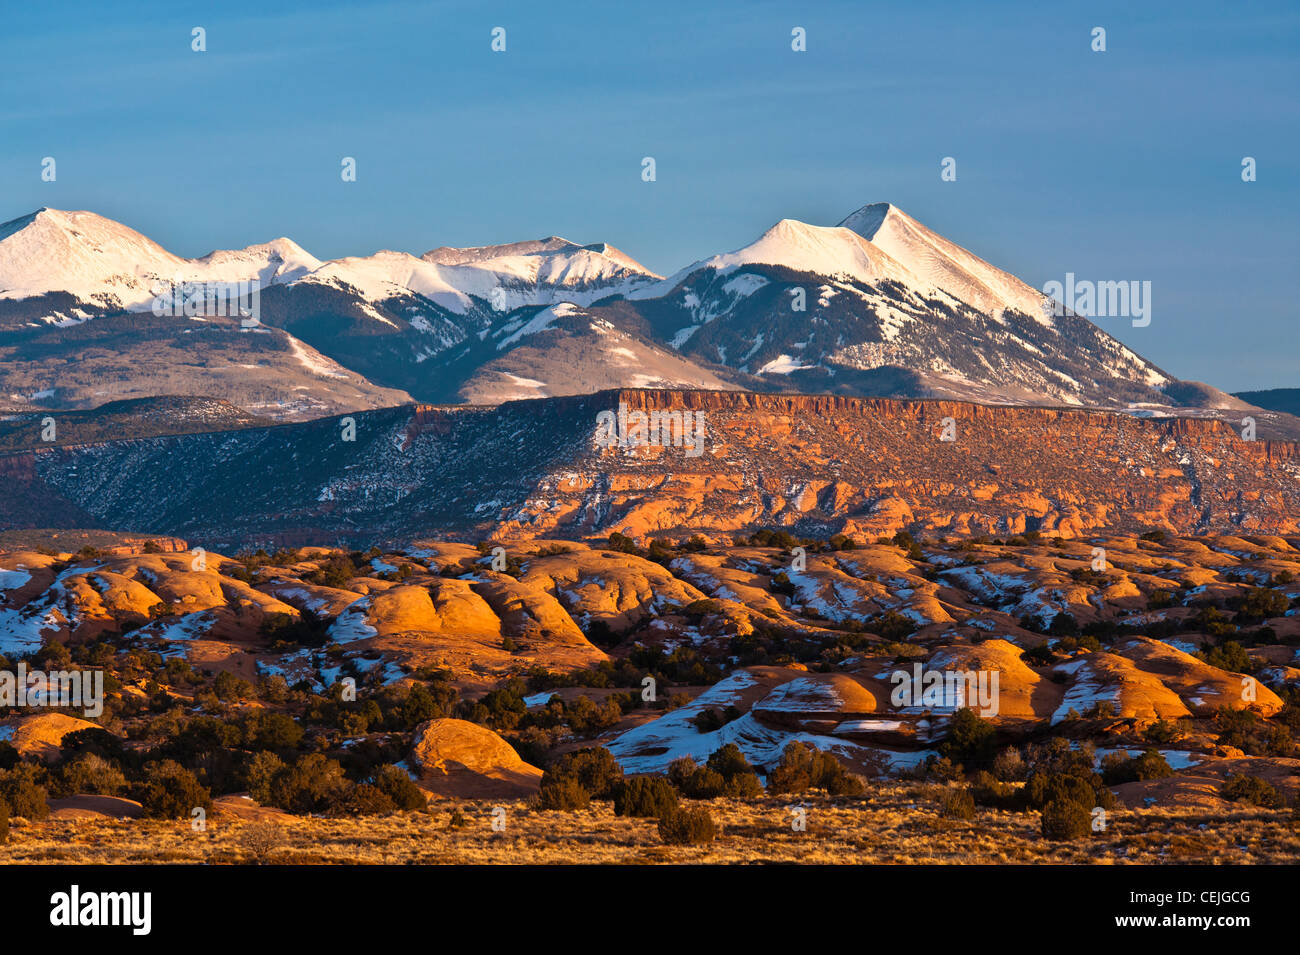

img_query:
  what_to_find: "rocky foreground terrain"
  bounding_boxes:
[0,529,1297,862]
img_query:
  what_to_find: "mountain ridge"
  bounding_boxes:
[0,203,1284,425]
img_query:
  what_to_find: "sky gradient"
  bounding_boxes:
[2,0,1296,390]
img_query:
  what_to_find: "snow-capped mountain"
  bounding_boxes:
[620,203,1171,408]
[0,202,1252,419]
[0,209,659,323]
[631,218,924,296]
[422,236,660,307]
[0,209,321,321]
[838,202,1050,323]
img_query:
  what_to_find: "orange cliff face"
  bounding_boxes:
[490,389,1300,542]
[9,388,1300,546]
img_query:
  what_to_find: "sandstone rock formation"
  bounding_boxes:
[410,718,542,798]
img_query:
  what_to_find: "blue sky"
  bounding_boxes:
[3,0,1296,390]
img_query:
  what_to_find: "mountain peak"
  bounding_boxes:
[838,202,1049,323]
[422,236,583,265]
[0,208,183,304]
[682,216,913,289]
[837,202,898,240]
[420,235,656,278]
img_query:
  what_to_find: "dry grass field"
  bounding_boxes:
[4,788,1297,866]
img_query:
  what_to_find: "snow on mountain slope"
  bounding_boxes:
[0,203,1191,414]
[457,307,739,404]
[0,209,318,318]
[838,202,1050,325]
[421,236,660,309]
[425,235,656,281]
[194,237,323,286]
[630,218,935,301]
[301,251,479,315]
[424,236,584,265]
[698,218,925,288]
[0,210,657,326]
[0,209,185,307]
[608,203,1172,409]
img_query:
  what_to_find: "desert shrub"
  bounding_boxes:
[767,742,864,796]
[1220,773,1283,808]
[58,753,127,796]
[891,530,924,561]
[536,777,590,811]
[970,770,1018,808]
[704,743,750,779]
[372,765,426,811]
[245,751,286,805]
[214,670,254,701]
[555,695,623,734]
[991,747,1027,781]
[307,554,360,588]
[266,753,348,814]
[723,772,764,798]
[679,766,726,799]
[701,744,764,797]
[767,744,821,793]
[748,528,799,550]
[241,711,305,752]
[1021,644,1057,666]
[474,686,527,731]
[239,820,285,863]
[136,760,212,819]
[1143,719,1184,745]
[938,786,975,820]
[59,727,130,765]
[1100,749,1174,786]
[542,747,623,799]
[667,757,701,789]
[940,708,997,767]
[1040,798,1091,840]
[872,610,915,642]
[0,763,50,819]
[1232,587,1289,623]
[1146,589,1176,609]
[260,609,331,650]
[692,705,741,733]
[614,777,679,818]
[256,674,291,703]
[337,783,397,816]
[1198,641,1254,674]
[1024,737,1096,777]
[658,807,717,845]
[35,639,72,669]
[683,599,723,618]
[1024,767,1115,812]
[1214,706,1278,755]
[606,532,642,555]
[769,572,796,597]
[0,800,8,844]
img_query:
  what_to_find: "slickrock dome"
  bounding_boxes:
[410,718,543,798]
[0,712,101,762]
